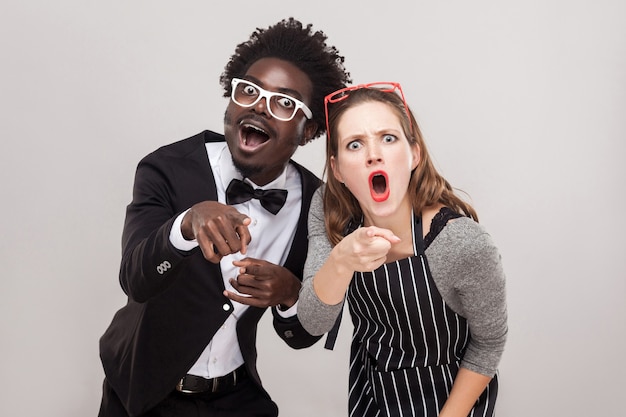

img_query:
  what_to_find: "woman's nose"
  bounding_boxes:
[366,145,383,165]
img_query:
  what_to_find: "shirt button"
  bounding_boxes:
[223,304,231,311]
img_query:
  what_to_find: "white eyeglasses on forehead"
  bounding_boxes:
[231,78,313,122]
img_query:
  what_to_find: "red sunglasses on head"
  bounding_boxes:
[323,82,412,142]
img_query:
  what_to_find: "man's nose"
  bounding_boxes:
[253,95,272,118]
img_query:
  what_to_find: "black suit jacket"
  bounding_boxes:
[99,130,322,416]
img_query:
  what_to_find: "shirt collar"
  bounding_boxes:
[218,145,289,191]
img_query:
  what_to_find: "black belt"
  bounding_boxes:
[176,366,247,394]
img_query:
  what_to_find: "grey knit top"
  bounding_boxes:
[299,187,508,376]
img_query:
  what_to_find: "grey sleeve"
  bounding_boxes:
[298,186,345,336]
[426,218,508,376]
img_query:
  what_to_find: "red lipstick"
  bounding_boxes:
[369,170,390,202]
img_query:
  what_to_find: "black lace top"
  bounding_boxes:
[423,207,464,249]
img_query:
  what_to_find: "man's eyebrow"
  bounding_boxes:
[244,75,305,100]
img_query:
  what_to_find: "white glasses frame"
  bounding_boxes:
[230,78,313,121]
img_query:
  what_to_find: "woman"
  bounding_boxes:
[298,83,508,417]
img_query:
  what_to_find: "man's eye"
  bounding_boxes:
[243,85,257,96]
[276,97,295,109]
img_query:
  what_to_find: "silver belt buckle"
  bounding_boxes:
[211,376,220,393]
[176,377,195,394]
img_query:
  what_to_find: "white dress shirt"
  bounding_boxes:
[169,141,301,378]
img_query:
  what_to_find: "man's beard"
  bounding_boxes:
[223,109,304,180]
[232,157,264,180]
[224,114,264,179]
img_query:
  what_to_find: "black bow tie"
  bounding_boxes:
[225,179,288,215]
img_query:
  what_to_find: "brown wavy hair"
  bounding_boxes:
[323,87,478,245]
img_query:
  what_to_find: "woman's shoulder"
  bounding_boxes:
[424,206,463,248]
[443,215,486,237]
[307,184,326,231]
[309,184,325,215]
[428,215,499,261]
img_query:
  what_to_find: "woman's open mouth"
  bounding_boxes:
[369,170,390,202]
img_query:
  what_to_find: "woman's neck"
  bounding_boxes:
[363,200,413,236]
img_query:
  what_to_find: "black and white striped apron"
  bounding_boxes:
[346,213,498,417]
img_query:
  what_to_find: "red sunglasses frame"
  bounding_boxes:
[323,82,412,142]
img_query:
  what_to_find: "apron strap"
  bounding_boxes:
[324,300,345,350]
[413,212,426,256]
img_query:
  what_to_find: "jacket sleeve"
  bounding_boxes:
[271,308,322,349]
[118,151,197,302]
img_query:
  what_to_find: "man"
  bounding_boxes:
[99,18,351,417]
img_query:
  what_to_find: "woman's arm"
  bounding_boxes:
[298,187,399,334]
[439,368,492,417]
[428,218,507,414]
[298,188,345,335]
[427,218,508,376]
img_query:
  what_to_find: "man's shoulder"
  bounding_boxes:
[288,159,321,185]
[146,130,224,159]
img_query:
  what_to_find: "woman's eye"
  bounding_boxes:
[347,141,362,150]
[382,134,397,143]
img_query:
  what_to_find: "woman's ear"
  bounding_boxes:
[299,121,318,146]
[411,143,420,170]
[330,155,344,183]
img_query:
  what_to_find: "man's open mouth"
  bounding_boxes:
[240,123,270,149]
[369,171,390,202]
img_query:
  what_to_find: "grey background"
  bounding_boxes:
[1,1,624,416]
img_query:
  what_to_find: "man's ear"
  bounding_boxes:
[299,121,318,146]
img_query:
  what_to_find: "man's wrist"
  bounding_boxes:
[170,209,198,251]
[276,300,298,317]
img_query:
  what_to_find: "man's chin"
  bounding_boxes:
[232,157,263,180]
